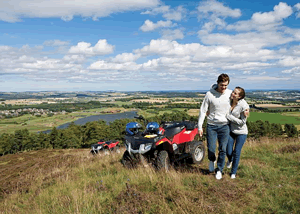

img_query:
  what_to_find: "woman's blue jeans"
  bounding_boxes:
[206,124,230,172]
[227,132,247,174]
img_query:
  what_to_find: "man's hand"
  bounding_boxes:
[199,128,203,137]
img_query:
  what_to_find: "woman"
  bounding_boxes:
[226,86,249,179]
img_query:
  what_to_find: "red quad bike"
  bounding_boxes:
[121,116,205,171]
[90,140,120,155]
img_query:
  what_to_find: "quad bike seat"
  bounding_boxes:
[163,121,198,132]
[164,123,185,138]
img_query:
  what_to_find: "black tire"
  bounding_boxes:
[189,141,205,164]
[157,150,171,171]
[121,151,135,169]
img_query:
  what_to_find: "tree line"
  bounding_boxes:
[0,111,298,155]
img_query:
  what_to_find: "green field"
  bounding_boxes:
[248,112,300,125]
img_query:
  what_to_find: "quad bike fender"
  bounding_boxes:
[155,138,174,154]
[173,128,198,144]
[107,141,119,149]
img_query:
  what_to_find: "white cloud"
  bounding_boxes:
[140,20,175,32]
[246,76,290,81]
[68,40,114,56]
[111,53,141,63]
[161,29,184,40]
[199,31,294,51]
[227,2,293,32]
[135,39,202,56]
[0,0,160,22]
[251,2,292,25]
[89,60,141,71]
[44,40,70,46]
[141,5,186,21]
[295,3,300,18]
[279,56,300,67]
[282,67,300,75]
[197,0,241,18]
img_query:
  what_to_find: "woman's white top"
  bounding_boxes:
[226,99,249,135]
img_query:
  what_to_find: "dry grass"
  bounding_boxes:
[0,137,299,213]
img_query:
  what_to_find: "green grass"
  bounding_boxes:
[248,112,300,124]
[0,137,299,213]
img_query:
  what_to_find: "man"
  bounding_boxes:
[198,74,232,180]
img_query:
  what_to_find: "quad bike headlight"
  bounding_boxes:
[144,143,152,151]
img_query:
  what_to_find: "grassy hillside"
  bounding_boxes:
[0,137,299,213]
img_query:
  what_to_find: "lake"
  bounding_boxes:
[43,111,138,133]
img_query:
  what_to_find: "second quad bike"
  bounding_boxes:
[90,140,120,155]
[121,116,205,170]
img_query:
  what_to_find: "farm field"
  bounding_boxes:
[0,107,127,134]
[0,137,299,213]
[247,112,300,125]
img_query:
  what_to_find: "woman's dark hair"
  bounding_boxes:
[217,73,230,84]
[236,86,245,100]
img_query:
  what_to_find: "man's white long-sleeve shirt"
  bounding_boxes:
[198,84,232,130]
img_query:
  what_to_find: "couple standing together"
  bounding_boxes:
[198,74,249,180]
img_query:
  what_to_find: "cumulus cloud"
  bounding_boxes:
[282,67,300,75]
[295,3,300,18]
[197,0,241,18]
[142,5,186,21]
[68,40,114,56]
[111,53,141,63]
[0,0,160,22]
[246,76,291,81]
[140,20,175,32]
[251,2,292,25]
[197,0,241,35]
[135,39,202,56]
[227,2,293,32]
[161,29,184,40]
[279,56,300,67]
[89,60,141,71]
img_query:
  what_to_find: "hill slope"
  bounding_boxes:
[0,137,300,213]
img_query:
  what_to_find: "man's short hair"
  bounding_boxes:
[217,73,230,84]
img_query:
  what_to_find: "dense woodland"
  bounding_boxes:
[0,111,298,155]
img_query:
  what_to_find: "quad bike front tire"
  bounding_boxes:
[121,151,135,169]
[189,141,205,164]
[157,150,171,171]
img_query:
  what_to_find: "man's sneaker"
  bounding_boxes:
[226,160,232,169]
[209,161,216,172]
[231,174,236,179]
[215,171,222,180]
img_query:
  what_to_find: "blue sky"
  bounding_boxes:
[1,0,300,92]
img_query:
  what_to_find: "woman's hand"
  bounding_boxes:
[244,109,250,117]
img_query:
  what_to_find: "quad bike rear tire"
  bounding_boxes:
[121,151,135,169]
[157,150,171,171]
[189,141,205,164]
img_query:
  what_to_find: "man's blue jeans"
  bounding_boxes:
[227,132,247,174]
[206,124,230,172]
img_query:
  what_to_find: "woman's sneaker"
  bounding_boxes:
[216,171,222,180]
[226,160,232,168]
[231,174,236,179]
